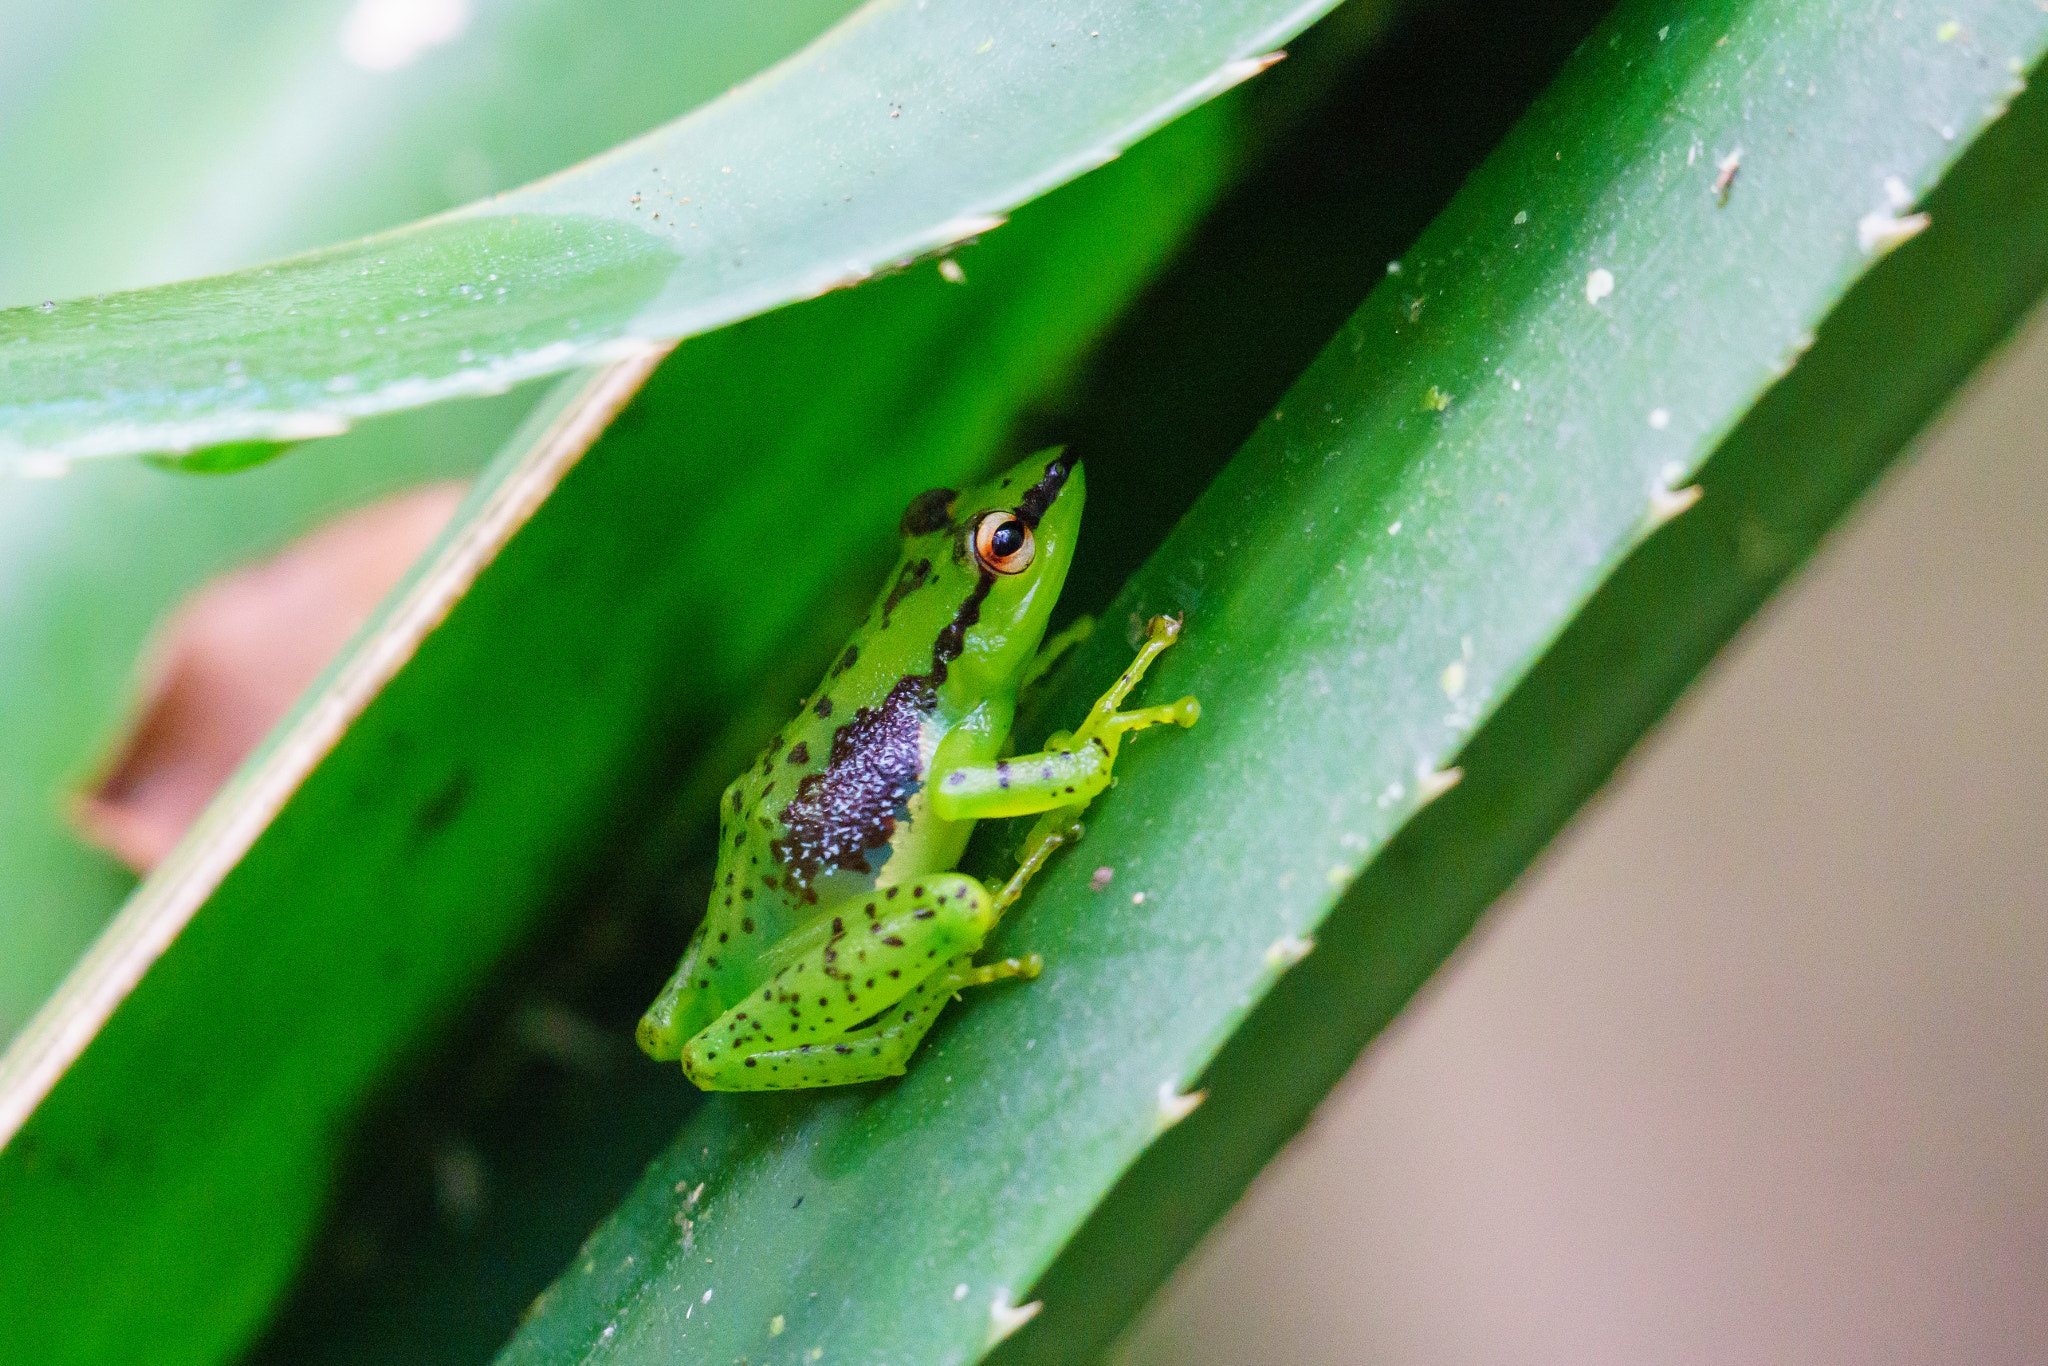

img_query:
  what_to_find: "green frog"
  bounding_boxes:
[637,450,1198,1089]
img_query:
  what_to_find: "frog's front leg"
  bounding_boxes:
[931,614,1200,828]
[680,875,1035,1090]
[1017,614,1094,695]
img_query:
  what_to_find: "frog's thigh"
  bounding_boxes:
[680,877,993,1091]
[693,954,980,1091]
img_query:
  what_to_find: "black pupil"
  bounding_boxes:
[989,519,1024,559]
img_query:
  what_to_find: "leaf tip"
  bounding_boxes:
[1645,479,1704,530]
[1857,208,1931,255]
[937,214,1007,248]
[815,266,873,296]
[1264,934,1315,968]
[1156,1079,1207,1128]
[989,1292,1043,1344]
[1221,50,1287,86]
[1416,764,1463,803]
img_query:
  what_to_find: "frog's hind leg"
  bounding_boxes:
[713,951,1042,1090]
[680,875,1010,1090]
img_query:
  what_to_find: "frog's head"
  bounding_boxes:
[894,448,1083,694]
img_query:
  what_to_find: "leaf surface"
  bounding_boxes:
[0,0,856,1041]
[0,0,1340,462]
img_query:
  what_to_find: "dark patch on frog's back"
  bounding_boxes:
[772,568,995,892]
[755,453,1070,895]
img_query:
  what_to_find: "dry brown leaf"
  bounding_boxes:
[75,482,467,872]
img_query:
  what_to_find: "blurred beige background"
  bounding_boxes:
[1118,300,2048,1365]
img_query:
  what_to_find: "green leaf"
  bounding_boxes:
[0,0,1342,463]
[0,0,864,304]
[0,410,528,1042]
[0,0,860,1043]
[485,4,2048,1366]
[0,40,1317,1364]
[1028,54,2048,1360]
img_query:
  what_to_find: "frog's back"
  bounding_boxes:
[699,627,953,992]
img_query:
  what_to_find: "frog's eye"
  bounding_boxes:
[971,512,1035,575]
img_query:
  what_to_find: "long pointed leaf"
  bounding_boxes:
[0,0,1340,463]
[494,3,2048,1364]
